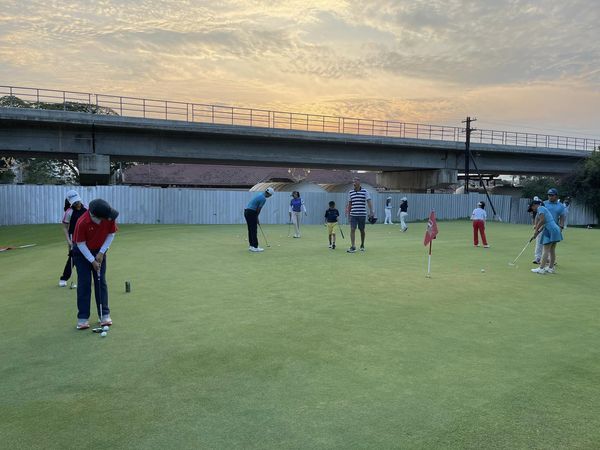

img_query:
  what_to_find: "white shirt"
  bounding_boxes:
[471,207,487,221]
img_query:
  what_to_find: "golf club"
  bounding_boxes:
[258,223,271,247]
[337,221,345,239]
[508,236,535,266]
[287,221,292,238]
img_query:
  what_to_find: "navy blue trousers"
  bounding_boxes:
[244,209,259,248]
[72,247,110,320]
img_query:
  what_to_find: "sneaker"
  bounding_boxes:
[76,319,90,330]
[59,280,67,287]
[483,245,490,248]
[347,247,356,253]
[546,267,555,274]
[532,259,540,264]
[70,282,77,289]
[332,244,336,250]
[360,246,365,252]
[100,316,112,327]
[249,247,264,252]
[531,267,547,274]
[328,244,332,249]
[474,244,480,247]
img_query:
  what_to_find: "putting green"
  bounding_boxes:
[1,222,599,449]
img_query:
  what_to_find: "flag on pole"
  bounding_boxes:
[423,210,438,246]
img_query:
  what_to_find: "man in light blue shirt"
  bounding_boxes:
[544,188,566,228]
[540,187,566,270]
[244,187,274,252]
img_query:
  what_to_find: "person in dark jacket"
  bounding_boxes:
[59,190,87,288]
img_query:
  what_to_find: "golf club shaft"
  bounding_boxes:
[511,237,534,265]
[258,223,270,247]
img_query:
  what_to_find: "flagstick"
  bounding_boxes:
[426,241,432,278]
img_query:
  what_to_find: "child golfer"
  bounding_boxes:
[72,199,119,330]
[324,201,340,249]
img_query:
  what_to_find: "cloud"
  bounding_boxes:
[0,0,598,136]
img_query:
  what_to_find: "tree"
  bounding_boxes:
[0,157,16,184]
[563,150,600,222]
[520,176,566,199]
[21,158,78,185]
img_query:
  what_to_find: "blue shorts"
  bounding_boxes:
[350,216,366,231]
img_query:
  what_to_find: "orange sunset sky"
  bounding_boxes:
[1,0,599,137]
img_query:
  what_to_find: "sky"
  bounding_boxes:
[1,0,599,137]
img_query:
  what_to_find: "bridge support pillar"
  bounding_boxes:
[377,169,457,192]
[78,154,111,185]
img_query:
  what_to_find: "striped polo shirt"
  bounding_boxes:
[348,188,371,217]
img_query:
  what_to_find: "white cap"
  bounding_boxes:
[533,196,541,202]
[66,190,82,205]
[401,197,407,201]
[266,187,275,195]
[387,196,392,199]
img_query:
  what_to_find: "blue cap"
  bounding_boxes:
[547,188,558,195]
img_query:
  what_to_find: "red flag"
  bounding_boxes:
[423,210,438,246]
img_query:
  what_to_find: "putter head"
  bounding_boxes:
[91,327,104,333]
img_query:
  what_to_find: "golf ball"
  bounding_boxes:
[481,268,485,273]
[100,331,107,337]
[102,325,109,331]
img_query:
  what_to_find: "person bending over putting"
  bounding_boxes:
[530,199,562,274]
[244,187,274,252]
[346,178,375,253]
[324,200,340,249]
[72,199,119,330]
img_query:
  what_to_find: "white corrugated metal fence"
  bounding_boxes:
[0,185,596,226]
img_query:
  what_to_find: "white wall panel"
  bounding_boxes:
[0,185,596,226]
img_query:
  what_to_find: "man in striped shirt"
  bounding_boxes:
[346,177,375,253]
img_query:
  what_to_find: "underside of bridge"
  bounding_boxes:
[377,169,458,192]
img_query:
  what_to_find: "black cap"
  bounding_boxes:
[89,199,119,220]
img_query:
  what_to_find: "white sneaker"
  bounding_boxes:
[531,267,547,274]
[546,267,555,274]
[483,245,490,248]
[249,247,264,252]
[59,280,67,287]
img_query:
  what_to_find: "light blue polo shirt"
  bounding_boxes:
[246,193,267,211]
[544,201,565,223]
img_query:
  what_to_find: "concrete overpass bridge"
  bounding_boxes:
[1,86,597,188]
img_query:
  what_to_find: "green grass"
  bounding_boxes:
[1,222,599,449]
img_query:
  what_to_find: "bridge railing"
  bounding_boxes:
[1,85,598,151]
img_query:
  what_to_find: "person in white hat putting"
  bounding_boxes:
[59,190,87,287]
[244,187,274,252]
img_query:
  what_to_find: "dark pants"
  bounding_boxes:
[60,250,73,281]
[244,209,259,248]
[72,247,109,320]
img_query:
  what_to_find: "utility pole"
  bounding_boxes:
[462,116,476,194]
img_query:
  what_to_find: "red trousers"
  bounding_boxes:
[472,220,488,246]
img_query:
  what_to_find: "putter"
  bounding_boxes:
[287,221,292,238]
[337,221,345,239]
[96,265,104,323]
[508,236,535,266]
[258,223,271,247]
